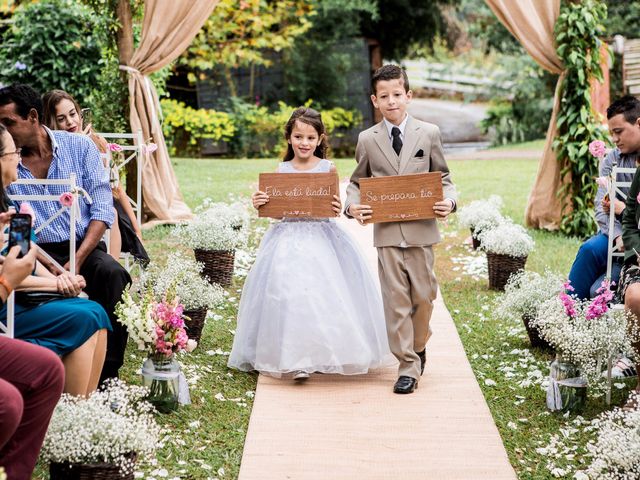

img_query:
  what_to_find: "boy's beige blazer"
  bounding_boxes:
[345,115,457,247]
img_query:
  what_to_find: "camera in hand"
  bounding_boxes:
[8,213,31,258]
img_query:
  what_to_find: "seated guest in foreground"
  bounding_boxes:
[42,89,149,265]
[0,245,65,480]
[0,124,110,397]
[610,96,640,409]
[0,84,129,383]
[568,95,640,299]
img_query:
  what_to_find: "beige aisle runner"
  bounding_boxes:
[238,183,516,479]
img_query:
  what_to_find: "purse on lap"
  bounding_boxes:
[14,291,67,308]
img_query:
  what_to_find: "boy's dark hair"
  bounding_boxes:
[371,65,410,95]
[283,107,329,161]
[606,95,640,123]
[0,84,43,121]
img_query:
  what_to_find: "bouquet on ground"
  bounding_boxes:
[40,380,161,477]
[478,221,534,258]
[532,280,640,397]
[458,195,505,246]
[495,269,565,349]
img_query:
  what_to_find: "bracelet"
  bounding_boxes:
[0,275,14,296]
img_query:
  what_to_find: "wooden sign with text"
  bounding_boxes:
[360,172,443,223]
[258,172,339,218]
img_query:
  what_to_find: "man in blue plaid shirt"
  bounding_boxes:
[0,85,131,383]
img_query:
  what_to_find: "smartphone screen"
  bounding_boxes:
[8,214,31,258]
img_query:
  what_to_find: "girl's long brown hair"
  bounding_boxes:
[283,107,329,161]
[42,89,82,130]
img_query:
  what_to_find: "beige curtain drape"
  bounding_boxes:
[122,0,219,225]
[485,0,565,230]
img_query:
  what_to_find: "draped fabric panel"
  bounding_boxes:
[123,0,219,225]
[485,0,566,230]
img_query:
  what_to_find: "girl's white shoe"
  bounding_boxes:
[293,371,310,381]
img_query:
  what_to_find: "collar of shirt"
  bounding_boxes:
[17,126,59,176]
[383,114,409,143]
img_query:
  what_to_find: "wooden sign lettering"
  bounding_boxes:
[359,172,444,223]
[258,172,339,218]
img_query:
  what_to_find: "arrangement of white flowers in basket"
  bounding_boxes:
[194,198,251,232]
[532,280,640,396]
[581,408,640,479]
[494,269,565,349]
[174,215,248,252]
[141,253,225,311]
[40,380,161,477]
[458,195,505,233]
[478,221,534,258]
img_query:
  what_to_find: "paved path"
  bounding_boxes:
[238,183,516,479]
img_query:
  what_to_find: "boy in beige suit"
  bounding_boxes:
[345,65,457,394]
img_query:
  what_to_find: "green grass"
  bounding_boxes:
[35,150,622,479]
[488,139,546,152]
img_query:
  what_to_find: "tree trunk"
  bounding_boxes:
[116,0,138,205]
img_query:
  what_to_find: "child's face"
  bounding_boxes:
[288,120,323,161]
[371,78,412,126]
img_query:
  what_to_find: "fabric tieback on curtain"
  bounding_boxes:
[119,65,160,132]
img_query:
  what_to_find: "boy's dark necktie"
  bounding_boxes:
[391,126,402,156]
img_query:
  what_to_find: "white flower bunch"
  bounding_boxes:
[194,199,251,231]
[495,270,565,321]
[40,380,161,473]
[458,195,505,232]
[115,289,155,352]
[532,296,639,393]
[583,408,640,478]
[479,221,535,257]
[142,253,225,310]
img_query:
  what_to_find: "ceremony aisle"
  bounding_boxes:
[237,182,516,479]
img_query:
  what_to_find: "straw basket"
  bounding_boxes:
[522,313,552,351]
[183,307,207,344]
[194,249,235,286]
[49,453,136,480]
[470,228,481,250]
[486,252,527,290]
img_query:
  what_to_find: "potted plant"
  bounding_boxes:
[532,280,640,412]
[115,290,195,413]
[142,253,225,344]
[41,380,161,479]
[458,195,504,249]
[174,201,249,286]
[478,221,534,290]
[494,269,565,350]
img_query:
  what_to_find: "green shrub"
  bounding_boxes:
[160,99,235,157]
[0,0,103,106]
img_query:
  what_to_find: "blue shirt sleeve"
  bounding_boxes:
[79,137,115,228]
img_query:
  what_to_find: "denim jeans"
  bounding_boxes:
[568,232,622,300]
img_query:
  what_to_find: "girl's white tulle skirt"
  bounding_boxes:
[228,219,392,376]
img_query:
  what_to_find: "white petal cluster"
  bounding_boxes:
[115,289,156,352]
[479,221,535,257]
[40,380,161,471]
[458,195,504,231]
[495,270,565,321]
[142,253,225,310]
[532,297,639,393]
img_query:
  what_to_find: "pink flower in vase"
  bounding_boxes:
[559,281,577,318]
[589,140,607,159]
[59,192,74,207]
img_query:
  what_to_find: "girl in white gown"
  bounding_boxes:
[228,107,391,379]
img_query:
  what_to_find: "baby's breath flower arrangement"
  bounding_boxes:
[495,270,565,349]
[194,198,250,231]
[582,408,640,478]
[458,195,505,233]
[532,280,640,396]
[478,222,535,258]
[40,380,161,476]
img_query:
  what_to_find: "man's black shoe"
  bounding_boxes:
[417,349,426,375]
[393,376,417,394]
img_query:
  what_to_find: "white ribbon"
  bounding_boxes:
[546,376,587,411]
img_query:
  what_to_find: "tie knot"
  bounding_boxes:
[391,126,401,138]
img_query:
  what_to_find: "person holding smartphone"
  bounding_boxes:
[41,89,148,265]
[0,123,110,397]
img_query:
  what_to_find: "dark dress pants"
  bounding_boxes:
[0,337,64,480]
[38,240,131,382]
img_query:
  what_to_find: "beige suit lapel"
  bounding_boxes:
[399,117,421,175]
[372,121,399,173]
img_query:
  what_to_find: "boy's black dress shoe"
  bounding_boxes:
[393,376,418,394]
[417,349,426,375]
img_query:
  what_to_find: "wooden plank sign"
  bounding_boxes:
[359,172,443,223]
[258,172,339,218]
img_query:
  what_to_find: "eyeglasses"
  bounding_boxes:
[0,148,21,159]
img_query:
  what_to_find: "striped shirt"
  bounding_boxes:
[7,127,114,243]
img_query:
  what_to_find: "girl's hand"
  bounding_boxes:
[252,190,269,210]
[332,194,342,216]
